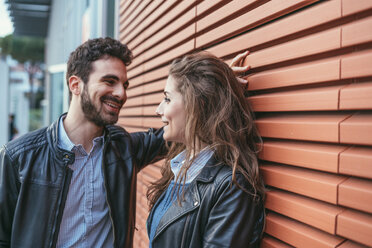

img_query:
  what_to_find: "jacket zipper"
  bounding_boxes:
[102,141,116,246]
[50,163,72,248]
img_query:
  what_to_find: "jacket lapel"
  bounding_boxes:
[153,181,200,241]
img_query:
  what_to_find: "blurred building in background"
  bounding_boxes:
[0,57,9,145]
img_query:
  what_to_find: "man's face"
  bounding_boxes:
[80,56,128,126]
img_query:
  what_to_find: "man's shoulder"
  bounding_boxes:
[4,126,49,157]
[105,124,130,139]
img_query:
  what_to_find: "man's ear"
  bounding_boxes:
[68,76,83,96]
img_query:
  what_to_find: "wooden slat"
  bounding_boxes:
[141,164,162,181]
[340,82,372,110]
[255,113,351,143]
[130,1,196,50]
[342,0,372,16]
[265,212,345,248]
[143,79,165,94]
[120,1,163,41]
[259,140,347,173]
[123,96,142,108]
[341,50,372,79]
[141,40,194,75]
[265,189,345,234]
[126,85,143,96]
[131,24,194,70]
[207,0,341,58]
[143,66,169,83]
[122,0,176,46]
[260,163,347,204]
[196,0,319,49]
[261,235,294,248]
[340,112,372,145]
[196,0,231,18]
[196,0,256,32]
[245,28,341,69]
[339,146,372,179]
[249,85,343,112]
[120,106,142,116]
[119,0,141,27]
[127,64,144,79]
[127,75,145,87]
[117,117,142,127]
[143,92,163,106]
[142,117,162,129]
[119,1,150,34]
[247,58,340,91]
[342,16,372,47]
[143,105,157,116]
[119,0,134,18]
[132,7,195,61]
[338,240,371,248]
[338,177,372,214]
[337,210,372,247]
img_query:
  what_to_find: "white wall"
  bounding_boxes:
[0,60,9,145]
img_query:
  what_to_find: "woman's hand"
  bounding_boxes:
[229,51,250,88]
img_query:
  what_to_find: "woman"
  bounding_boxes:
[147,52,265,248]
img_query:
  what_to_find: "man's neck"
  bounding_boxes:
[63,111,104,152]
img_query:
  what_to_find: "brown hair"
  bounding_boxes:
[147,52,265,208]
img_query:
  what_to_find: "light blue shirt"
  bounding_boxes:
[170,148,214,183]
[56,118,113,247]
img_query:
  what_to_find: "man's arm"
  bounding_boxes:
[0,146,19,247]
[130,127,167,171]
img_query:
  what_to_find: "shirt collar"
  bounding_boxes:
[57,117,104,152]
[171,147,214,183]
[58,117,75,151]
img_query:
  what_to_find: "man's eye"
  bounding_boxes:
[105,80,115,84]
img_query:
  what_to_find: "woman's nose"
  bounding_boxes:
[156,101,164,115]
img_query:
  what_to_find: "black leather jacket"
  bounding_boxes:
[0,115,165,248]
[147,157,265,248]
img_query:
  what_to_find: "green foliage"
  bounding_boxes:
[0,34,44,64]
[29,108,43,131]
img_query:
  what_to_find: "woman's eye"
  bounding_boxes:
[164,97,170,103]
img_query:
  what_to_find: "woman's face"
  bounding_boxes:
[156,76,186,143]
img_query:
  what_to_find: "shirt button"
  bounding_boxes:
[194,201,198,206]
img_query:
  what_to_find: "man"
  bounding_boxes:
[0,37,165,247]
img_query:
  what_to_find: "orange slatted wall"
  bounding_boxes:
[118,1,372,247]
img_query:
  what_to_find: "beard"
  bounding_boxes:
[80,86,122,127]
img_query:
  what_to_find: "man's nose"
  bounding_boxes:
[113,84,126,100]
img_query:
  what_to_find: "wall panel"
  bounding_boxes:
[119,1,372,247]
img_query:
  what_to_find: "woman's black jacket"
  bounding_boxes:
[147,157,265,248]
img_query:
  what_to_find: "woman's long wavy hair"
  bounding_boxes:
[147,52,265,209]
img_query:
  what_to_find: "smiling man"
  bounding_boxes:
[0,37,165,248]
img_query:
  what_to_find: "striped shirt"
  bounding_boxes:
[56,118,113,247]
[170,147,214,183]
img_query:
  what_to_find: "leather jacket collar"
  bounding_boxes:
[47,114,75,165]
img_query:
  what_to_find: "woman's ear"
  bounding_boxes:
[68,76,82,96]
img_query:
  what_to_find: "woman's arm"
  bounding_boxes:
[203,174,265,248]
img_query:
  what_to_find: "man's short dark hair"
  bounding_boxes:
[66,37,132,99]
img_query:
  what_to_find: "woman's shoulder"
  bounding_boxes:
[212,163,257,195]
